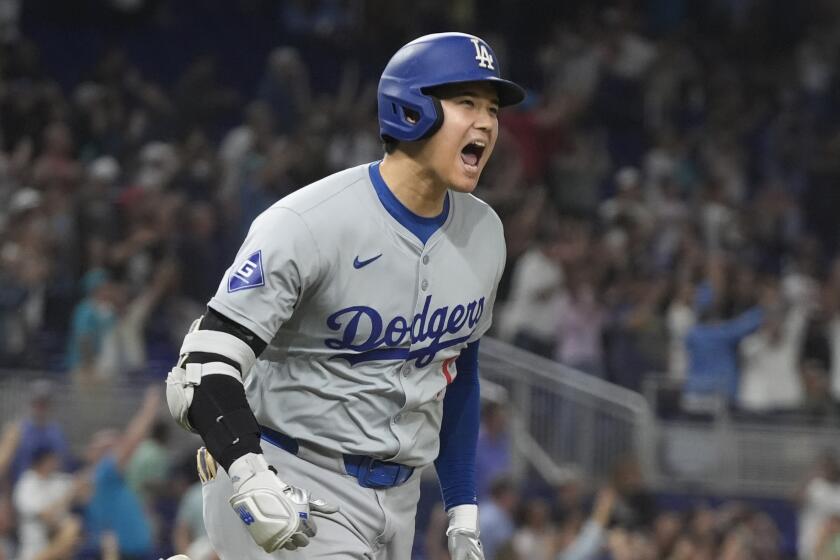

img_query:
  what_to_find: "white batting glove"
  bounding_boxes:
[446,504,484,560]
[228,453,338,553]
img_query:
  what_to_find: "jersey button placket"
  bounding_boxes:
[420,252,430,291]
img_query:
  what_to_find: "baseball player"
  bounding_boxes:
[165,32,524,559]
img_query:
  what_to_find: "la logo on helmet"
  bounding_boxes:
[470,38,495,70]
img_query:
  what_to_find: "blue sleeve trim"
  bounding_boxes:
[435,340,480,510]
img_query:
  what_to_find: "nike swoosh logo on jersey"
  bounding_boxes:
[353,254,382,269]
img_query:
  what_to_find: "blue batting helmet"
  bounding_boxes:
[378,32,526,143]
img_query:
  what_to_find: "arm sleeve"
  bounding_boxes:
[718,307,765,340]
[435,340,481,510]
[557,520,607,560]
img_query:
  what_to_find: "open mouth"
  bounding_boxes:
[460,141,486,170]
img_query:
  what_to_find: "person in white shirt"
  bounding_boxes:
[502,225,563,358]
[796,454,840,560]
[738,303,806,412]
[12,446,86,560]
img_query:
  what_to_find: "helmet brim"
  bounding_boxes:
[423,77,526,107]
[484,77,527,107]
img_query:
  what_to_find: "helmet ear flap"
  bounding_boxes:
[416,97,443,140]
[380,93,444,143]
[395,97,443,141]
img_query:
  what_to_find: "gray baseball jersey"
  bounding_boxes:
[208,162,504,467]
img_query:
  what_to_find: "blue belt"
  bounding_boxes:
[259,425,414,490]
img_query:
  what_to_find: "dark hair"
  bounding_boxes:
[383,139,398,154]
[31,445,58,467]
[489,475,515,498]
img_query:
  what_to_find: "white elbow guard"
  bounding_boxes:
[165,317,259,432]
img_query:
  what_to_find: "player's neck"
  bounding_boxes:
[379,153,448,217]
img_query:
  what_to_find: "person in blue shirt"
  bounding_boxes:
[65,269,118,375]
[683,281,767,407]
[78,387,161,560]
[9,380,72,484]
[476,402,512,501]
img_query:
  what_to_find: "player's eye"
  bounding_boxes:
[489,106,499,116]
[459,98,475,108]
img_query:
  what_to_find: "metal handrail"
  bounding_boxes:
[480,338,652,416]
[478,337,658,485]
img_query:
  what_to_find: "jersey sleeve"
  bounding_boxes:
[468,213,506,343]
[208,207,321,343]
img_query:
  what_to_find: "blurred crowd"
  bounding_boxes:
[7,381,840,560]
[0,380,212,560]
[2,1,840,416]
[2,0,840,558]
[430,402,840,560]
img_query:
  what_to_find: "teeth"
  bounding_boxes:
[473,140,486,147]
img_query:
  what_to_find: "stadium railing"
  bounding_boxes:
[5,346,828,498]
[478,338,658,485]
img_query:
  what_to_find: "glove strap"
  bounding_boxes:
[447,504,479,533]
[228,452,277,490]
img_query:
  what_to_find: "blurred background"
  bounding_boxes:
[2,0,840,558]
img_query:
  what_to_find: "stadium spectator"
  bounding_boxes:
[602,273,668,392]
[555,485,617,560]
[800,318,835,419]
[422,506,451,560]
[682,283,766,410]
[0,187,52,367]
[552,467,587,527]
[124,419,170,507]
[511,498,556,560]
[651,511,683,558]
[609,456,657,531]
[8,380,71,483]
[797,453,840,559]
[738,300,807,413]
[174,201,226,308]
[0,494,13,560]
[256,47,311,135]
[12,446,87,560]
[77,386,160,560]
[0,421,20,483]
[95,258,178,381]
[554,263,605,376]
[501,220,563,358]
[825,260,840,403]
[598,167,653,234]
[172,479,207,558]
[65,269,119,380]
[217,100,277,202]
[665,278,696,383]
[813,514,840,560]
[476,402,512,500]
[480,476,519,560]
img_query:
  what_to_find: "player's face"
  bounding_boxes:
[423,82,500,193]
